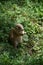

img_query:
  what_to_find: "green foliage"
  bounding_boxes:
[15,0,26,6]
[0,0,43,65]
[0,50,43,65]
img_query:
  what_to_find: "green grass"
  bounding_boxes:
[0,0,43,65]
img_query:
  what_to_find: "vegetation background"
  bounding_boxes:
[0,0,43,65]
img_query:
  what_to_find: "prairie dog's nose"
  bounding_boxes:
[21,31,26,35]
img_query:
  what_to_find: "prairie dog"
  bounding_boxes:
[8,24,26,48]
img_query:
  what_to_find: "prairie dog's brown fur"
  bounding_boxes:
[8,24,26,48]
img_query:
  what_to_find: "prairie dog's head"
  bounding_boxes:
[15,24,26,36]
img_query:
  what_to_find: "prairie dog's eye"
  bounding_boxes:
[19,27,24,31]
